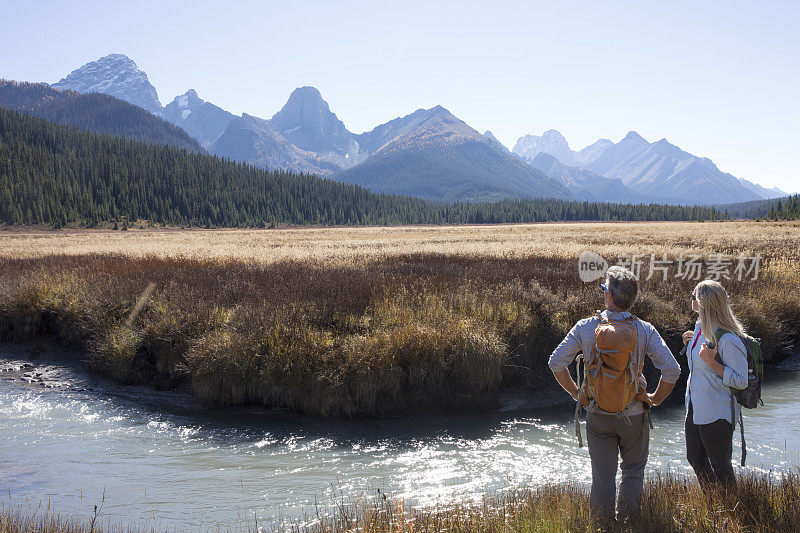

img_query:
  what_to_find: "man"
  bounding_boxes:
[549,265,681,523]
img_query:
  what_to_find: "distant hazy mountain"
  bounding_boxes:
[513,129,578,166]
[161,89,235,148]
[737,178,787,200]
[584,131,651,176]
[270,86,364,166]
[209,113,343,175]
[52,54,162,114]
[209,87,371,174]
[335,106,570,203]
[0,80,202,152]
[514,128,769,204]
[574,138,613,167]
[352,107,438,155]
[600,138,761,204]
[527,152,650,204]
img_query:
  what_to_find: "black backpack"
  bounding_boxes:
[714,328,764,409]
[713,329,764,466]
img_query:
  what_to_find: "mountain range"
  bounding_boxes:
[0,103,725,229]
[45,53,787,205]
[513,129,787,204]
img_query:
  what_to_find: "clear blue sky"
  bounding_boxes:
[3,0,798,192]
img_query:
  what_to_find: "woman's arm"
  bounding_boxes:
[698,342,725,378]
[719,334,749,390]
[700,333,748,387]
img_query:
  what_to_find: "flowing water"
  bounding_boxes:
[1,344,799,531]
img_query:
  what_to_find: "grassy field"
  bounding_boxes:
[3,221,800,262]
[1,221,799,416]
[2,470,799,532]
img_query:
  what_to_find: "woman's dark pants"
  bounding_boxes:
[685,401,735,488]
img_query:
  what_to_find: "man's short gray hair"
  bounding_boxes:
[606,265,638,310]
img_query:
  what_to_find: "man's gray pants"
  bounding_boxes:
[586,411,649,522]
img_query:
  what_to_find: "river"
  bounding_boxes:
[1,344,798,531]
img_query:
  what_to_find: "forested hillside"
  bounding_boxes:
[0,80,203,152]
[724,194,800,220]
[0,106,725,227]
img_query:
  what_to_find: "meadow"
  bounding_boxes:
[1,221,799,416]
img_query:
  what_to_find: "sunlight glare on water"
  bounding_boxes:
[0,351,798,530]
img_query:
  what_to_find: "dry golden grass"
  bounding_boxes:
[4,470,799,532]
[1,222,800,530]
[2,221,799,263]
[1,221,799,416]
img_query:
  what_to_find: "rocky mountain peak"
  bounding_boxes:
[52,53,162,114]
[182,89,201,104]
[483,130,509,152]
[512,129,577,166]
[541,129,568,142]
[621,131,647,144]
[160,89,236,148]
[270,86,355,156]
[168,89,203,110]
[574,138,614,166]
[273,86,330,123]
[648,137,684,156]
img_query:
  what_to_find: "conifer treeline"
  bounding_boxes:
[0,106,725,228]
[0,80,203,152]
[766,196,800,220]
[722,194,800,221]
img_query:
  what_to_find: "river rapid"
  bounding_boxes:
[1,344,798,531]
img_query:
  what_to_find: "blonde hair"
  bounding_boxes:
[694,280,745,342]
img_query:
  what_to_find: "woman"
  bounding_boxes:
[681,280,748,487]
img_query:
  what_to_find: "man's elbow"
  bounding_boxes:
[662,364,681,385]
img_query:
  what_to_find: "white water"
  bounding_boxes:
[1,346,798,531]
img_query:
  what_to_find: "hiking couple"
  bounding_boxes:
[549,266,751,524]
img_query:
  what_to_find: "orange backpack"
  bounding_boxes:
[580,313,643,413]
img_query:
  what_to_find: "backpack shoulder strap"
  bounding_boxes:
[586,311,604,367]
[628,315,644,372]
[739,409,747,466]
[714,328,733,348]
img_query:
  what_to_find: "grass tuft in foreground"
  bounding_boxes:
[298,470,800,532]
[3,471,799,532]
